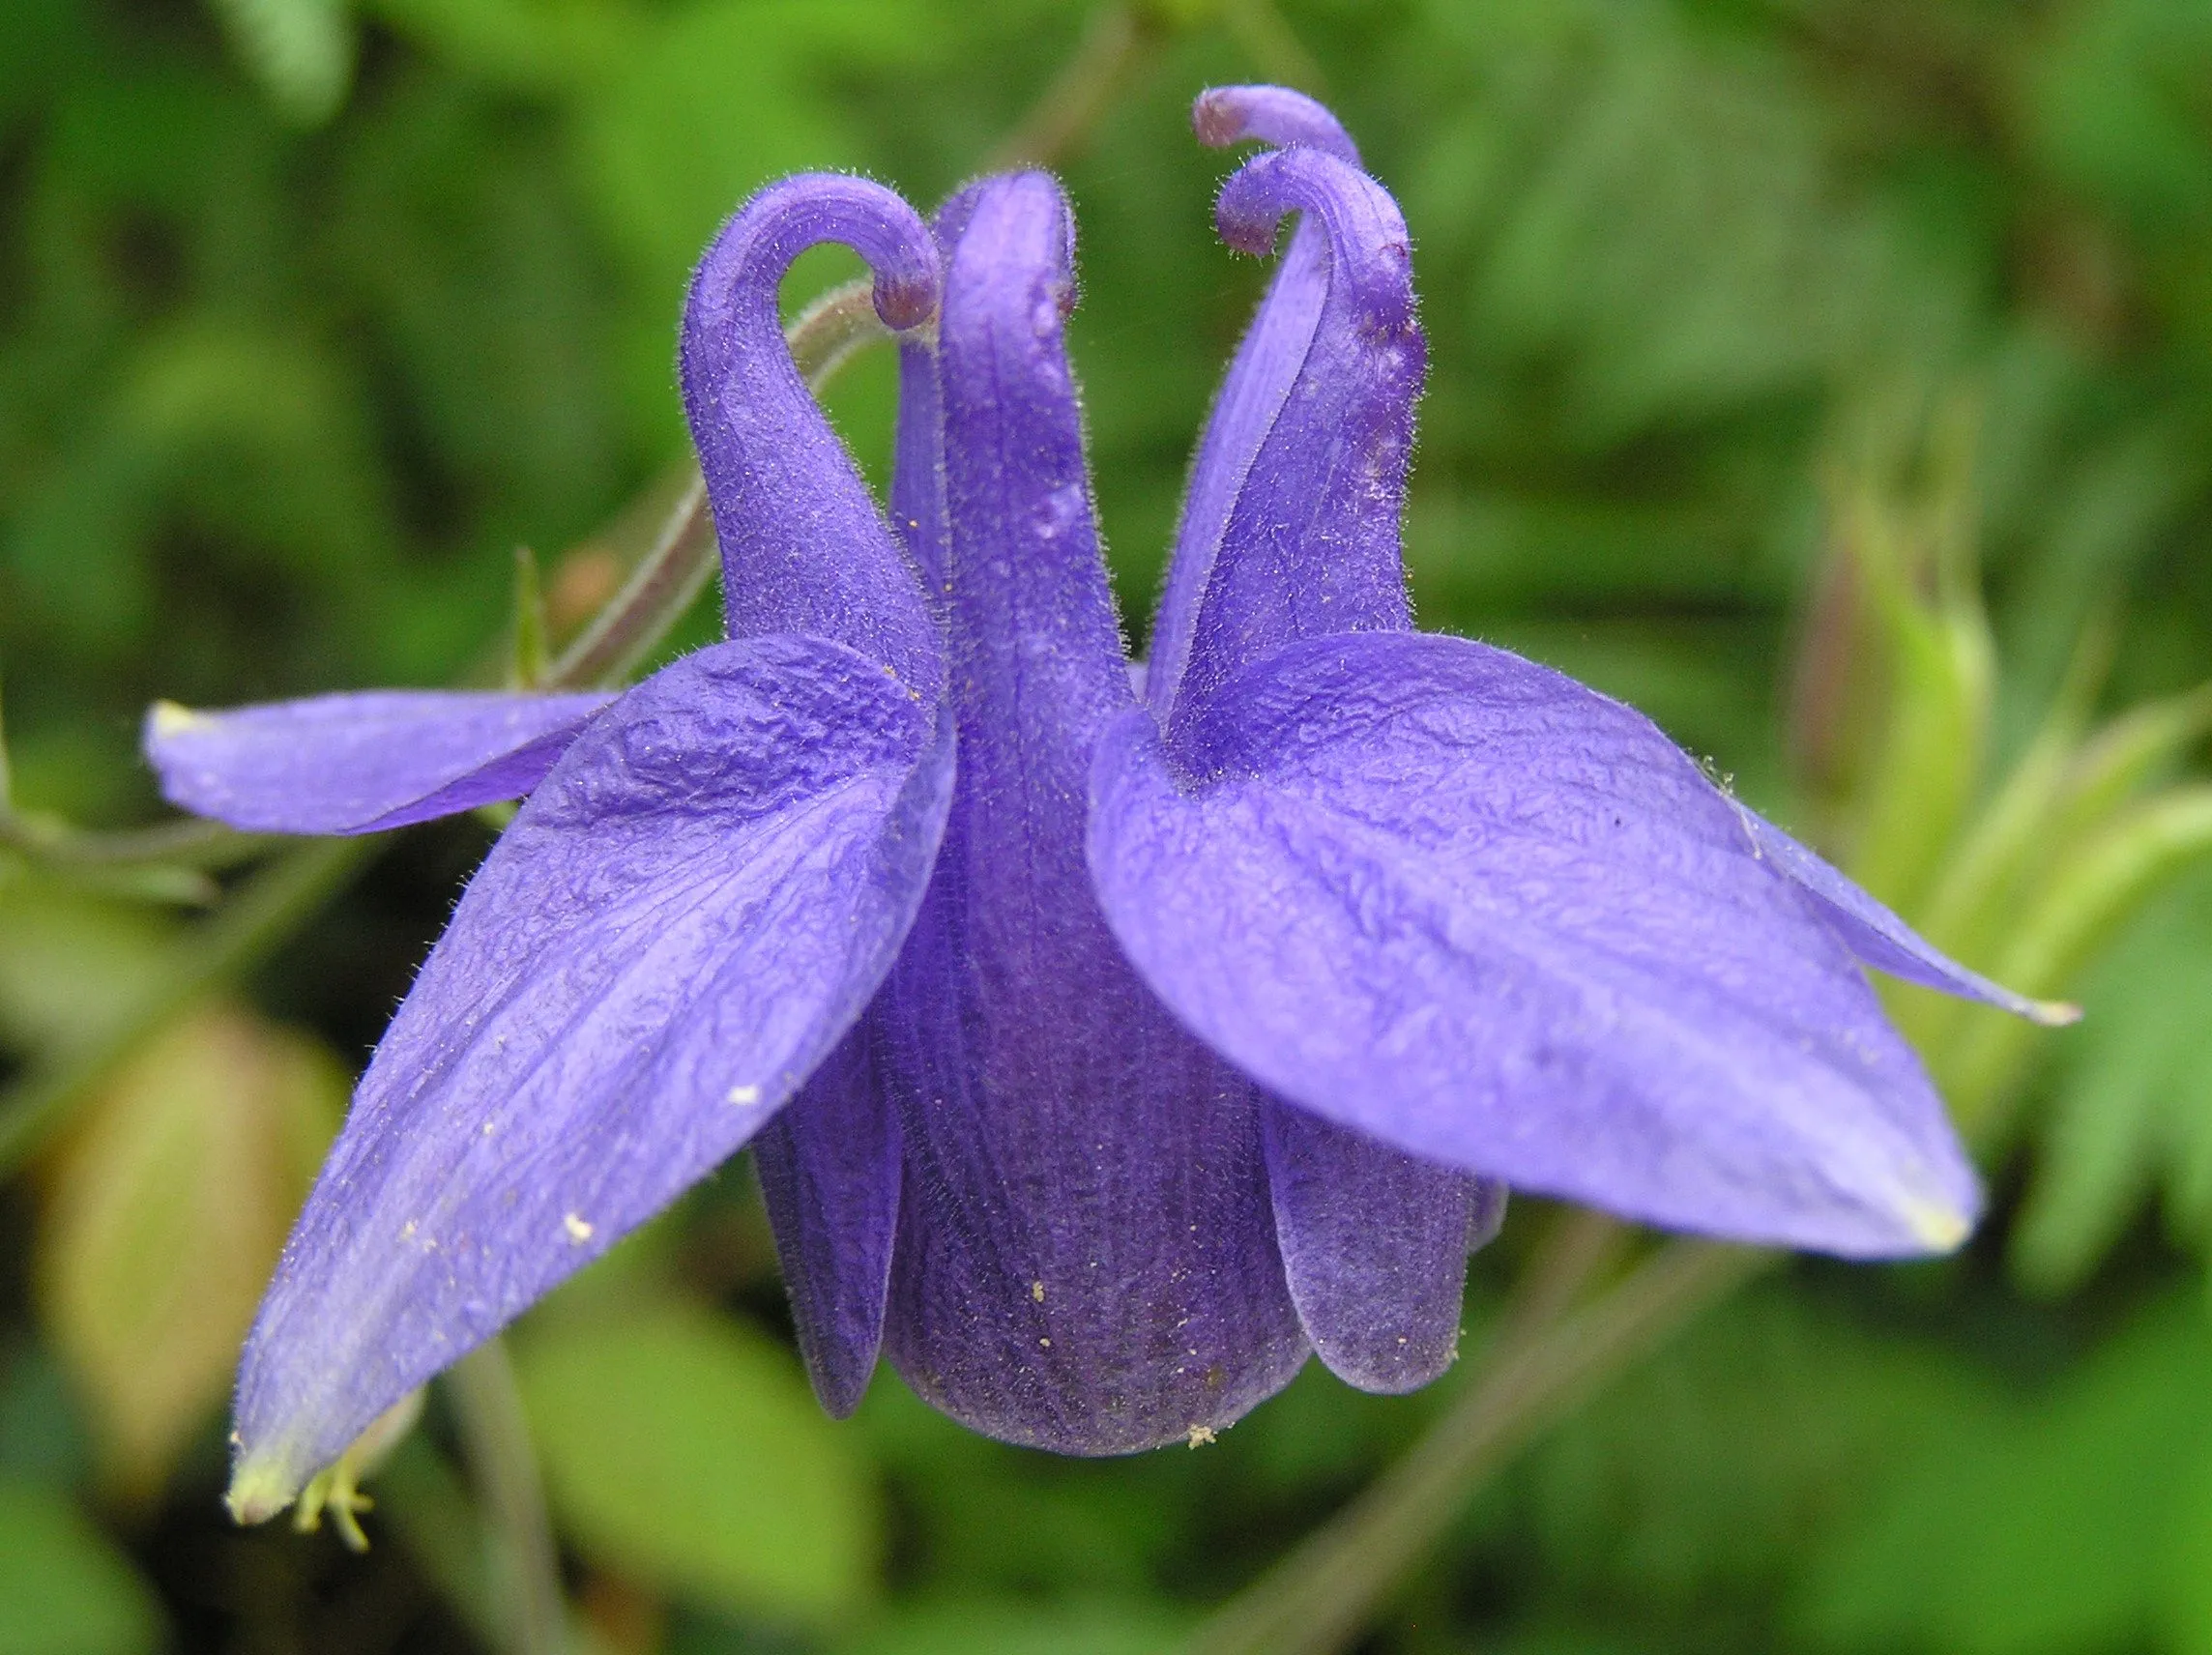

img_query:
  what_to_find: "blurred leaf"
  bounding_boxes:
[33,1006,343,1500]
[2013,864,2212,1292]
[0,1480,163,1655]
[1402,0,1967,447]
[2017,0,2212,239]
[516,1302,878,1627]
[0,1348,94,1491]
[204,0,357,126]
[1941,784,2212,1133]
[1507,1287,1994,1614]
[8,321,396,666]
[364,0,641,94]
[1797,1292,2212,1655]
[0,881,173,1060]
[838,1598,1182,1655]
[569,0,933,434]
[855,1377,1185,1598]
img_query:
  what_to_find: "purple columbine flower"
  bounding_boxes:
[150,87,2064,1516]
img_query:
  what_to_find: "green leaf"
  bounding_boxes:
[1509,1287,1995,1611]
[516,1303,878,1626]
[34,1006,343,1500]
[573,0,927,294]
[839,1598,1183,1655]
[1797,1292,2212,1655]
[0,882,172,1060]
[2017,0,2212,238]
[568,0,933,439]
[2013,865,2212,1291]
[203,0,356,126]
[509,544,551,689]
[361,0,640,95]
[1941,785,2212,1136]
[0,1480,162,1655]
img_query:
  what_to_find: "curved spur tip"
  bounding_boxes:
[872,270,938,333]
[1192,88,1248,150]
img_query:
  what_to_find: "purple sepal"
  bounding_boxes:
[1090,630,1983,1261]
[752,1024,903,1418]
[1263,1101,1502,1393]
[229,636,953,1503]
[1739,813,2080,1027]
[876,175,1307,1454]
[144,691,612,835]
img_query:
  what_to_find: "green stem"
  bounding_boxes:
[0,836,372,1171]
[0,812,273,872]
[543,475,714,691]
[1182,1239,1765,1655]
[449,1340,568,1655]
[375,1436,504,1648]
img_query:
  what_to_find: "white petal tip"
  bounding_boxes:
[1904,1201,1974,1255]
[224,1459,299,1526]
[2028,998,2083,1029]
[148,701,208,740]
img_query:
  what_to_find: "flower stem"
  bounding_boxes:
[0,811,273,872]
[448,1339,568,1655]
[1183,1237,1767,1655]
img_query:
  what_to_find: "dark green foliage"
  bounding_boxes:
[8,1,2212,1651]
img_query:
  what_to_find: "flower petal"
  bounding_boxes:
[681,174,944,698]
[1150,138,1422,737]
[144,691,612,834]
[873,174,1308,1454]
[226,636,953,1513]
[1191,84,1360,162]
[740,191,975,1423]
[1147,88,1358,714]
[1736,812,2081,1026]
[1264,1102,1503,1393]
[1089,630,1984,1260]
[751,1025,902,1417]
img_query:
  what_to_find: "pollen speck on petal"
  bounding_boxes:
[563,1214,594,1243]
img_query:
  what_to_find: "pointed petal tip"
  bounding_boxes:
[224,1455,301,1527]
[1735,811,2066,1028]
[146,699,206,741]
[1904,1198,1974,1256]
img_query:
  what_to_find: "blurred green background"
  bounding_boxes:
[8,0,2212,1651]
